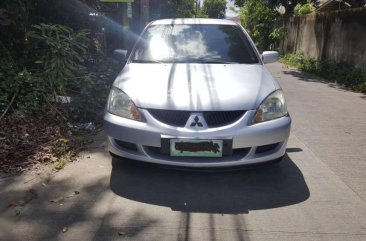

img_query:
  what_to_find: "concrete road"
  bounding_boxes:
[1,63,366,241]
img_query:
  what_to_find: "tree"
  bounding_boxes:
[203,0,227,19]
[240,0,280,50]
[233,0,310,17]
[157,0,196,18]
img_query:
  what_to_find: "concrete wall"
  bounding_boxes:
[282,8,366,69]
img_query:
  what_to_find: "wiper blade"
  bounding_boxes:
[132,59,163,63]
[199,60,239,64]
[193,58,239,64]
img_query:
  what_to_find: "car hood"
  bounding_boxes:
[113,63,279,111]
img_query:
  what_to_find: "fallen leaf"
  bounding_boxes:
[62,227,68,233]
[50,196,64,203]
[8,201,18,208]
[66,190,80,198]
[14,207,22,216]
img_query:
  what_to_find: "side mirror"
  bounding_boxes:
[262,51,279,64]
[113,49,128,62]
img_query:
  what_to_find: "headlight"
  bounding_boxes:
[107,87,142,121]
[252,90,287,124]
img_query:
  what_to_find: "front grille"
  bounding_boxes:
[148,109,190,127]
[203,111,245,127]
[148,109,245,128]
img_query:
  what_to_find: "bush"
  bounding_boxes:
[294,2,315,17]
[281,52,366,92]
[27,23,90,94]
[0,59,47,112]
[68,57,119,122]
[1,23,120,122]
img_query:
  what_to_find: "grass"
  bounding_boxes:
[280,52,366,93]
[52,151,75,171]
[51,127,96,171]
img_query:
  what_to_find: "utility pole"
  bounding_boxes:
[140,0,149,27]
[195,0,200,18]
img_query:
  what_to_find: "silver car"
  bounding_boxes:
[104,18,291,168]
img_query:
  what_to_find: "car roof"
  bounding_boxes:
[150,18,238,26]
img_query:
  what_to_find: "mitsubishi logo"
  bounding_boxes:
[185,113,208,129]
[190,116,203,127]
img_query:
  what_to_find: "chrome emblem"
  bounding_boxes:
[185,113,208,129]
[190,116,203,127]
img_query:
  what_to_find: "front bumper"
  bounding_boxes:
[104,109,291,168]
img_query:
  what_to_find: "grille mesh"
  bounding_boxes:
[203,111,245,127]
[148,109,245,127]
[148,109,190,127]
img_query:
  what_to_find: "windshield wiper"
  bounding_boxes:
[132,59,163,63]
[196,59,239,64]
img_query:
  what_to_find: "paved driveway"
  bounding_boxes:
[1,63,366,241]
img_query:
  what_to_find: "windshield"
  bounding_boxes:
[131,24,259,64]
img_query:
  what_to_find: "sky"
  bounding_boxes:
[225,0,240,18]
[198,0,240,18]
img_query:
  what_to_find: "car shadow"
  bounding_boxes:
[110,154,310,214]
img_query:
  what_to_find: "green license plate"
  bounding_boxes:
[170,139,223,157]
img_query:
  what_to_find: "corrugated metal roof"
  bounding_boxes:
[316,0,351,12]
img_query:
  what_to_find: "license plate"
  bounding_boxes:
[170,139,223,157]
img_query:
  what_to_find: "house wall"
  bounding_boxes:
[282,8,366,69]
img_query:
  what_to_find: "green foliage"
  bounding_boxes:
[233,0,310,16]
[68,57,119,122]
[203,0,227,19]
[0,1,121,171]
[196,10,209,18]
[269,26,288,42]
[158,0,196,18]
[1,23,119,122]
[0,60,46,112]
[281,52,366,93]
[240,0,280,50]
[52,151,75,170]
[294,2,315,16]
[27,24,90,94]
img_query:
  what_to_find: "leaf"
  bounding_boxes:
[66,190,80,198]
[14,207,22,217]
[7,201,18,208]
[50,196,64,203]
[62,227,68,233]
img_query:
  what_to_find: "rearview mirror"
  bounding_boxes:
[262,51,279,64]
[113,49,128,62]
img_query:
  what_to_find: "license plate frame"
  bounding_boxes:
[170,139,224,157]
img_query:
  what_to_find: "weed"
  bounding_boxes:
[280,52,366,93]
[52,151,75,171]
